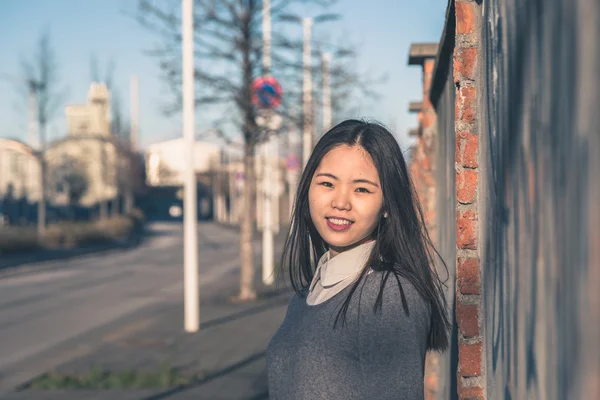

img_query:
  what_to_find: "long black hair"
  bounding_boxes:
[279,119,450,351]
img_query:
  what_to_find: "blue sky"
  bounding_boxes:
[0,0,446,150]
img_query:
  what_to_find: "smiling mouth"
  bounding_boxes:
[326,217,353,231]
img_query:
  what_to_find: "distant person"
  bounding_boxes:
[267,120,450,400]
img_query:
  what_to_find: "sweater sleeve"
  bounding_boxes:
[357,271,431,400]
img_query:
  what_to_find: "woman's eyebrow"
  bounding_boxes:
[315,173,379,188]
[354,178,379,188]
[315,172,338,180]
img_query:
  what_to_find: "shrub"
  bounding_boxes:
[0,212,145,255]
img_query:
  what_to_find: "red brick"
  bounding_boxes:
[423,75,433,90]
[455,96,460,120]
[421,155,432,172]
[459,386,484,400]
[456,210,477,250]
[410,162,420,180]
[454,47,478,81]
[457,86,476,124]
[422,96,433,111]
[424,59,436,76]
[458,258,481,294]
[459,343,482,377]
[423,172,435,189]
[424,210,436,227]
[421,111,436,128]
[458,131,479,168]
[457,169,478,204]
[456,302,479,338]
[456,1,476,34]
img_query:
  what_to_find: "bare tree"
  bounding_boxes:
[18,30,68,235]
[49,154,89,220]
[136,0,378,301]
[20,30,67,147]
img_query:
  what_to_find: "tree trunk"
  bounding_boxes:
[37,158,46,236]
[238,140,257,301]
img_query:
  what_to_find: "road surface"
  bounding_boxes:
[0,222,263,395]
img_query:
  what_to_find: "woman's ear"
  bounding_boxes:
[383,211,388,219]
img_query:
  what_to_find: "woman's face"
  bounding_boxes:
[308,144,384,257]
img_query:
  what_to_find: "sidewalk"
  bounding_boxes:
[2,243,293,400]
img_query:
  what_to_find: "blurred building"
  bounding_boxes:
[1,82,138,224]
[143,138,222,220]
[65,83,111,137]
[0,139,41,225]
[145,138,221,187]
[46,82,119,209]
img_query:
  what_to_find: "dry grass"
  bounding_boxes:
[0,211,144,255]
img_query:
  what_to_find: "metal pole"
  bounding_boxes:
[263,0,271,74]
[302,17,313,168]
[272,133,280,234]
[182,0,199,333]
[125,75,139,214]
[287,120,300,218]
[228,152,236,224]
[28,85,39,149]
[130,76,139,150]
[29,84,46,236]
[262,138,274,285]
[262,0,275,285]
[322,52,332,132]
[219,150,226,222]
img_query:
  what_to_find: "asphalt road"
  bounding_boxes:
[0,222,263,396]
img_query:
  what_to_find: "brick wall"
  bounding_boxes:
[453,1,484,398]
[417,0,600,398]
[407,43,443,400]
[408,2,486,398]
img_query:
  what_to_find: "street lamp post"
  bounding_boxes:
[302,17,313,169]
[278,14,339,169]
[261,0,275,286]
[321,52,332,132]
[182,0,199,333]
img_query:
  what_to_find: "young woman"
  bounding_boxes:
[267,120,450,400]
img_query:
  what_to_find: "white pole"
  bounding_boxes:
[262,138,274,285]
[287,120,300,218]
[302,18,313,169]
[272,133,280,233]
[322,52,332,132]
[30,83,46,236]
[182,0,199,333]
[263,0,271,73]
[216,151,226,223]
[125,75,139,214]
[28,85,39,149]
[262,0,275,285]
[130,75,139,150]
[224,148,230,223]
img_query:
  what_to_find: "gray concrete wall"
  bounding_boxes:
[479,0,599,398]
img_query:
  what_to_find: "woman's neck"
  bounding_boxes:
[329,237,375,258]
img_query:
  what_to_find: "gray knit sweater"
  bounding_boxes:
[267,271,431,400]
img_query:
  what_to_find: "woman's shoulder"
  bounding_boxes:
[359,269,430,318]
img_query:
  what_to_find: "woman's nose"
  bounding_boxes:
[331,188,351,211]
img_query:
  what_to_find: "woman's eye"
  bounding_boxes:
[319,181,333,188]
[356,187,371,193]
